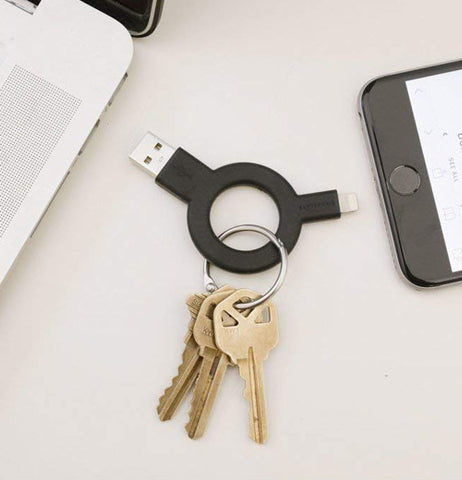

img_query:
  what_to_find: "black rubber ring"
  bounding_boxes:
[186,163,302,273]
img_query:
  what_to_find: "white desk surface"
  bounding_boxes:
[2,1,462,478]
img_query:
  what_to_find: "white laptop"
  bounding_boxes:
[0,0,133,285]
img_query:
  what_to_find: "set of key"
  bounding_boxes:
[157,285,279,444]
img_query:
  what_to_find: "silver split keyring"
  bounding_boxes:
[203,224,288,310]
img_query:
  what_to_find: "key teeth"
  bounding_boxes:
[157,383,178,421]
[185,358,212,440]
[185,379,200,438]
[185,402,199,439]
[157,294,208,422]
[185,352,230,440]
[157,348,200,421]
[157,377,184,421]
[238,370,261,443]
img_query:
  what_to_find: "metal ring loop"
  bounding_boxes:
[203,224,288,310]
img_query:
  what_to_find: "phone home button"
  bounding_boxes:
[389,165,421,196]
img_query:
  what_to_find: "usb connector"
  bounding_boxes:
[130,132,175,177]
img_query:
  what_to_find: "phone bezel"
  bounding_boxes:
[360,59,462,288]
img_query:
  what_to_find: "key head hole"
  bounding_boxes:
[233,297,253,317]
[205,301,220,320]
[255,306,271,324]
[221,311,239,327]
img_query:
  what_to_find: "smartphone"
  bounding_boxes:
[81,0,164,37]
[360,60,462,288]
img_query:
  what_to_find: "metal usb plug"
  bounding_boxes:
[130,132,175,178]
[338,193,359,213]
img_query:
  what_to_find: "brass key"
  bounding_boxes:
[185,286,235,439]
[213,289,279,444]
[156,292,208,421]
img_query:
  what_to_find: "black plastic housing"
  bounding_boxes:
[81,0,164,37]
[156,148,342,273]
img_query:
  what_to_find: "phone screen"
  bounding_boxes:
[406,72,462,273]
